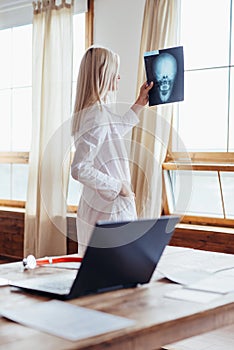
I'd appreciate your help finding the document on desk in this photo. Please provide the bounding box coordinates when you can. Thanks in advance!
[0,300,135,341]
[186,274,234,294]
[158,248,234,274]
[159,267,211,285]
[0,278,8,286]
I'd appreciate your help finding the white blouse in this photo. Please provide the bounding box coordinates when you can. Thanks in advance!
[71,103,139,254]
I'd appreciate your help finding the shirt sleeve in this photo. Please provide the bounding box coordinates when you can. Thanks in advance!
[71,122,122,201]
[108,108,139,136]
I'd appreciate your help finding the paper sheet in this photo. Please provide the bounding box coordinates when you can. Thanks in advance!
[165,288,221,304]
[0,278,8,286]
[186,275,234,294]
[158,248,234,274]
[159,267,211,285]
[216,267,234,277]
[0,300,135,341]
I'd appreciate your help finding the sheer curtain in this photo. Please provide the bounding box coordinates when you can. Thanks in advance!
[131,0,181,218]
[24,0,74,258]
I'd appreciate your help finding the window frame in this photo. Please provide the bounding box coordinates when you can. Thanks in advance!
[163,152,234,227]
[0,0,94,211]
[163,0,234,228]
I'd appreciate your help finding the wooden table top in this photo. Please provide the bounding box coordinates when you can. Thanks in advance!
[1,246,234,350]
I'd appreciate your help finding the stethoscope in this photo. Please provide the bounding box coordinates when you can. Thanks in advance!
[22,255,83,270]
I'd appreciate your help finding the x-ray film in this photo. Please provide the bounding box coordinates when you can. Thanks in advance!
[144,46,184,106]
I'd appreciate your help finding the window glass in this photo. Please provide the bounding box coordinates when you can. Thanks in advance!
[0,28,11,89]
[12,25,32,88]
[0,164,29,201]
[171,171,223,217]
[0,89,11,151]
[0,12,86,203]
[181,0,230,70]
[67,13,86,207]
[73,13,86,82]
[12,164,29,201]
[231,0,234,65]
[0,164,11,199]
[12,87,32,151]
[229,67,234,151]
[220,172,234,219]
[67,175,83,206]
[175,69,228,151]
[166,1,234,225]
[0,25,32,153]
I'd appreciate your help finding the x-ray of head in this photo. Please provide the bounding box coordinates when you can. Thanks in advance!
[153,53,177,103]
[144,46,184,106]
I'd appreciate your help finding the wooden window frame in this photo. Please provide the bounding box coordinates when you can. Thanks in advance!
[163,152,234,228]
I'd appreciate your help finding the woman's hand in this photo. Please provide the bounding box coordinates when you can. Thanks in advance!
[119,181,135,197]
[137,81,154,106]
[131,81,153,114]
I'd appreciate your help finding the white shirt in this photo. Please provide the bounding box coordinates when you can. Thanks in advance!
[71,103,139,254]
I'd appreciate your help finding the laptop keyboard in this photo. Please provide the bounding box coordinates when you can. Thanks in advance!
[12,273,77,295]
[36,277,73,292]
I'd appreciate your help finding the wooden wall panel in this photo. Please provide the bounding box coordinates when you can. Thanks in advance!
[0,211,78,260]
[170,225,234,254]
[0,211,24,259]
[0,211,234,260]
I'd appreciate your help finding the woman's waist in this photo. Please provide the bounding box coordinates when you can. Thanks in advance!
[95,159,131,178]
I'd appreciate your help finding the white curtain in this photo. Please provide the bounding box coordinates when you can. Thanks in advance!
[24,0,74,258]
[131,0,181,218]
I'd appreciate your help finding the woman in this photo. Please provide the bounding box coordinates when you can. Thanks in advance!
[71,45,153,255]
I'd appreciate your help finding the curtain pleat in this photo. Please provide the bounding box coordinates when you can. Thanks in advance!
[33,0,74,14]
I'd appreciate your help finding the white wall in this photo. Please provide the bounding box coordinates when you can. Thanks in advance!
[93,0,146,106]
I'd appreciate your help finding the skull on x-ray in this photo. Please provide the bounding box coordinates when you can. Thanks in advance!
[153,53,177,103]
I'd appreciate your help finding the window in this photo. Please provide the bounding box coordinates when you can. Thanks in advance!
[164,0,234,227]
[67,13,86,210]
[0,24,32,206]
[0,10,90,210]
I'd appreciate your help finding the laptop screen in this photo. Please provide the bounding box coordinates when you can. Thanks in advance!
[69,216,180,298]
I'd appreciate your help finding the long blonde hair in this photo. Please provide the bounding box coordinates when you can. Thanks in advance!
[71,46,120,135]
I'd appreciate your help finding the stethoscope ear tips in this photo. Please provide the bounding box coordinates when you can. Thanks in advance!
[22,255,37,269]
[22,258,28,267]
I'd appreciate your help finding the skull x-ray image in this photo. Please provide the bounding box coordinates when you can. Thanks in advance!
[153,53,177,103]
[144,46,184,106]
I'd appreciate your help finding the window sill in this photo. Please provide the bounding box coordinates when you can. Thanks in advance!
[0,207,77,216]
[176,223,234,235]
[0,206,25,213]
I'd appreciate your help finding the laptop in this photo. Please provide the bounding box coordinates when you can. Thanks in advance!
[10,215,180,300]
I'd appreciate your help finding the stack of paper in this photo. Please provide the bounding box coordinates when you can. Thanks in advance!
[0,300,135,341]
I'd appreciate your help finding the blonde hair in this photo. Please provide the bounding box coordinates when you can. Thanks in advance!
[71,46,120,135]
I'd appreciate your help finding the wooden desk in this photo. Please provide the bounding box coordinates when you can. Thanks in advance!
[1,246,234,350]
